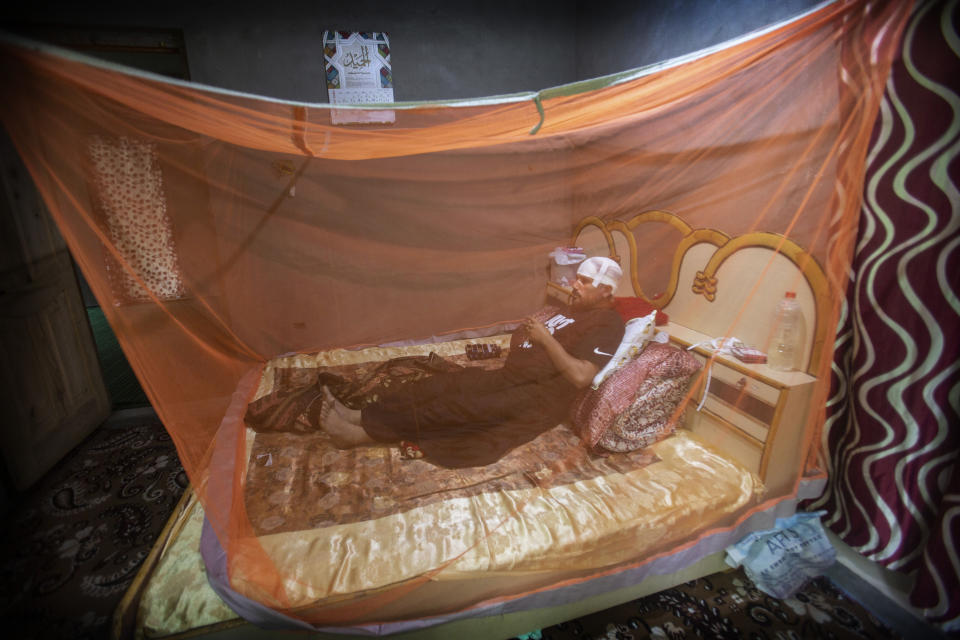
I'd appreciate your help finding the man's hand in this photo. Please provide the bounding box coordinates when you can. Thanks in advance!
[523,316,552,345]
[522,316,599,389]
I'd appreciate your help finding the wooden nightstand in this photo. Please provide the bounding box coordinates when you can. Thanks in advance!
[667,322,816,496]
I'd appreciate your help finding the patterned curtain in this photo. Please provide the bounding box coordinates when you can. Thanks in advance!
[809,0,960,630]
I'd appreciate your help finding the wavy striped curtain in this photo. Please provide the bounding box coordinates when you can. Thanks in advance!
[809,0,960,629]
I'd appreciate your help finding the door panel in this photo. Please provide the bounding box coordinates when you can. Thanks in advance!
[0,129,110,490]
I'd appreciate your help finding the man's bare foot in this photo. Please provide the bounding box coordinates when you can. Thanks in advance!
[322,386,362,423]
[318,386,335,427]
[322,410,377,448]
[316,386,376,448]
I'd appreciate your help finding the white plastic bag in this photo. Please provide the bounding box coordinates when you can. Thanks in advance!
[548,247,586,287]
[549,246,587,266]
[725,511,836,599]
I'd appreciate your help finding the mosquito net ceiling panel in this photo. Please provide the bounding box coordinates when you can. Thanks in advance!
[0,0,911,629]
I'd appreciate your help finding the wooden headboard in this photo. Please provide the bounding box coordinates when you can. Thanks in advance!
[566,211,830,495]
[571,211,830,377]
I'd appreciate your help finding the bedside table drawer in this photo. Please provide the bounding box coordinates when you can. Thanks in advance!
[691,360,781,444]
[707,372,776,428]
[702,397,770,442]
[709,362,781,405]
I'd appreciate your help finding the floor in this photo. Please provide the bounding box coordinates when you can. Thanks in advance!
[824,557,953,640]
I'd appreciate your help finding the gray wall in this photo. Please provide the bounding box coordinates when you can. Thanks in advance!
[183,1,579,102]
[4,0,822,102]
[2,1,577,102]
[574,0,823,80]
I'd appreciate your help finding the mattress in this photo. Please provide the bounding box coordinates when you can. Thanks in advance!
[136,437,761,636]
[133,335,764,636]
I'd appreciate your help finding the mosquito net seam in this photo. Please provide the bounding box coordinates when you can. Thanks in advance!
[0,0,834,114]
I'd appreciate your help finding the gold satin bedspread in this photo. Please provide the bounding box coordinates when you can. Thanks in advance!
[137,433,761,636]
[136,338,764,636]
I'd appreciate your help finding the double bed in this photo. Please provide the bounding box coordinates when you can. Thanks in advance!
[114,211,830,639]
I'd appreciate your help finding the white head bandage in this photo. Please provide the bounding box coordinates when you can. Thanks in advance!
[577,256,622,290]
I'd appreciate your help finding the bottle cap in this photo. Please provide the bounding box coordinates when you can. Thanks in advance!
[785,291,797,298]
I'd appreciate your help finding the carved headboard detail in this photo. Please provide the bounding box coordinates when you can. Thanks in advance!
[571,211,831,376]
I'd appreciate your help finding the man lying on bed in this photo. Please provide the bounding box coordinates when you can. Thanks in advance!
[317,257,625,465]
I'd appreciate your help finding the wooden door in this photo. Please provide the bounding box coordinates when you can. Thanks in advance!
[0,129,110,490]
[0,26,189,493]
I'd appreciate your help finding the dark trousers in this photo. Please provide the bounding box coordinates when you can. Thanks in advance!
[360,367,570,467]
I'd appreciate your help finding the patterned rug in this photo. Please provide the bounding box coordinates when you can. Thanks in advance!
[0,420,186,640]
[520,569,902,640]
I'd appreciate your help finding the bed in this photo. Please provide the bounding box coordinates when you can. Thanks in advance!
[114,211,830,640]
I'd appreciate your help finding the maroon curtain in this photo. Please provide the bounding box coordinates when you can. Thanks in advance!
[809,0,960,630]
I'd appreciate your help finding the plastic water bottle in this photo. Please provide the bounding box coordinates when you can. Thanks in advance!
[767,291,805,371]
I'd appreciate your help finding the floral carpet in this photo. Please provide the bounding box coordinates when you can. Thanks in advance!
[0,420,186,639]
[520,569,901,640]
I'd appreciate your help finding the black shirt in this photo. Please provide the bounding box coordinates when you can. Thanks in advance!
[505,306,625,384]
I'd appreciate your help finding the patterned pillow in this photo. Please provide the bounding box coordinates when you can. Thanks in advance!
[571,343,702,453]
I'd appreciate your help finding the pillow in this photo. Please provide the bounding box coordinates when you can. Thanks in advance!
[571,343,702,453]
[597,376,692,453]
[614,297,669,326]
[591,311,659,389]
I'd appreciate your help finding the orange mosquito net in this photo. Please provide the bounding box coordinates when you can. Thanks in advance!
[0,0,910,629]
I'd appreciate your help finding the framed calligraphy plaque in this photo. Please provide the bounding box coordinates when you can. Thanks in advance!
[323,31,395,124]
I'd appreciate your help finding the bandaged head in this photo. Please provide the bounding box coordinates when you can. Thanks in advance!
[577,256,623,291]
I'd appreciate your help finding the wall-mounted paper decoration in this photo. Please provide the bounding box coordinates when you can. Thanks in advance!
[87,135,186,304]
[323,31,395,125]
